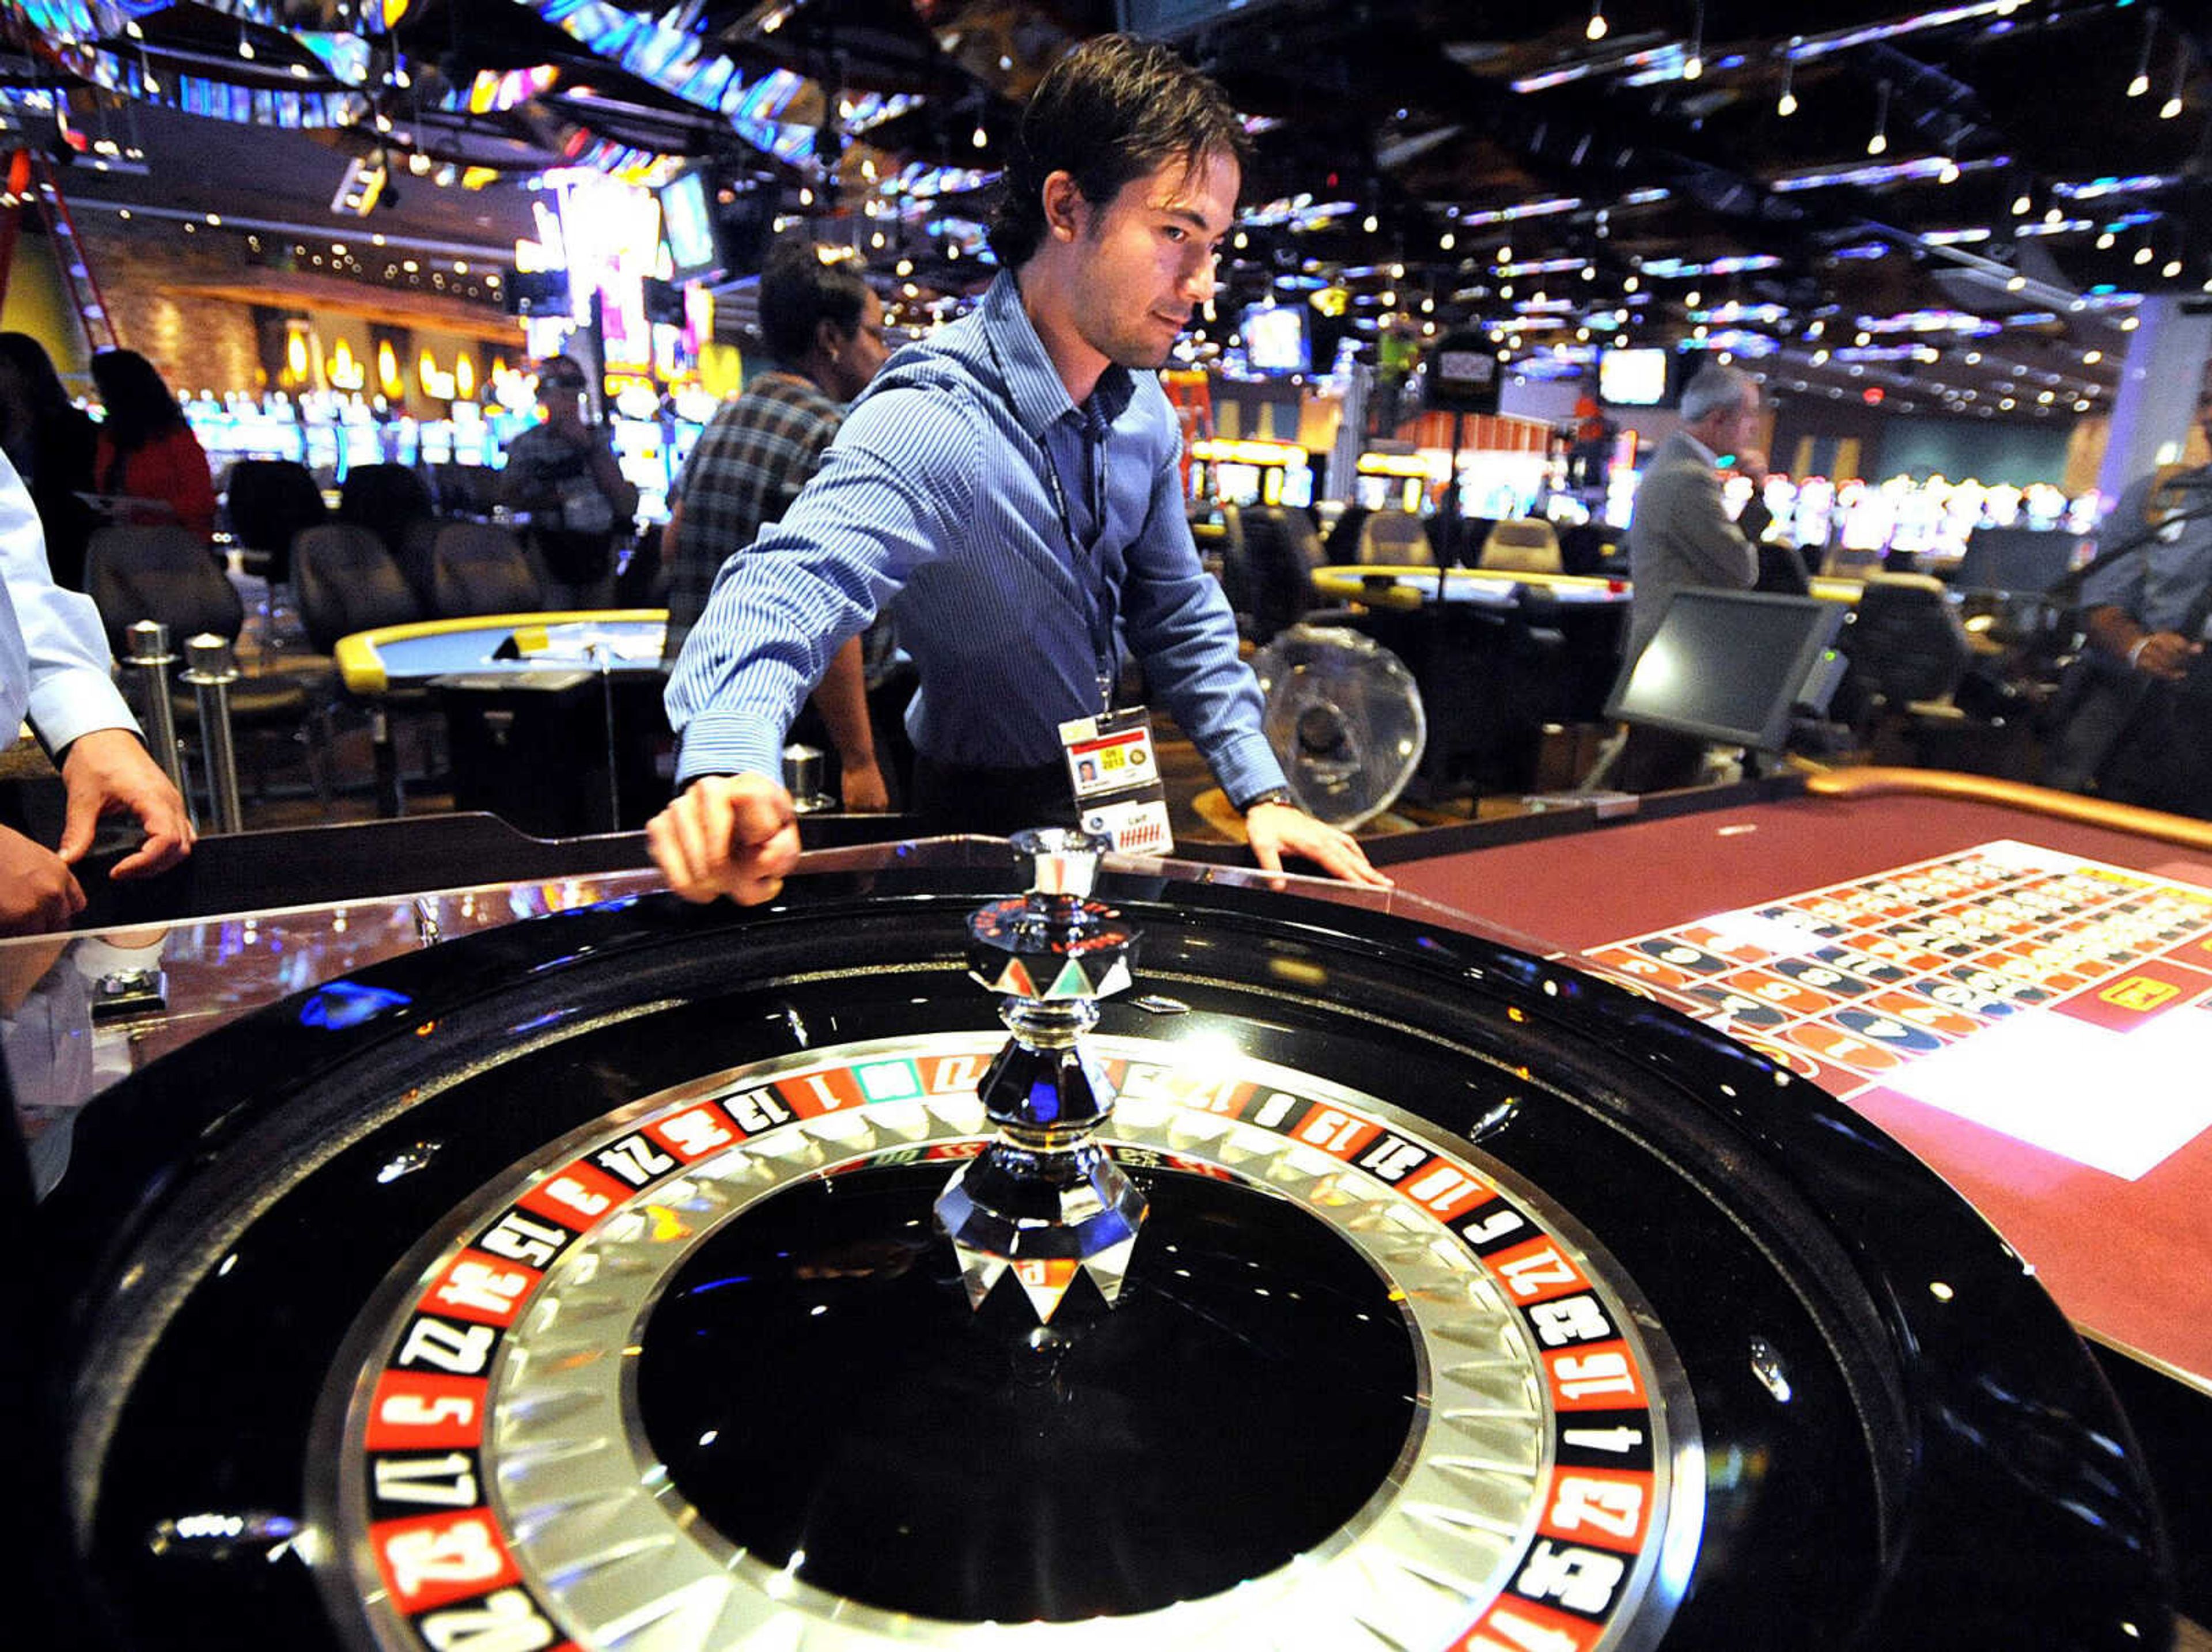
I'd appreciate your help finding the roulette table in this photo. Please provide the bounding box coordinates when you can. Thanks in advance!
[1387,767,2212,1390]
[1309,564,1633,613]
[16,829,2172,1650]
[331,611,668,696]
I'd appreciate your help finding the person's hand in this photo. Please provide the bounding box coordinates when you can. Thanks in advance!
[837,757,891,814]
[0,824,84,935]
[646,773,801,905]
[1243,801,1392,889]
[1733,447,1770,487]
[2132,630,2200,682]
[58,728,195,881]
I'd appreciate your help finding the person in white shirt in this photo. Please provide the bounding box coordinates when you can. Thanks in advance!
[0,448,192,933]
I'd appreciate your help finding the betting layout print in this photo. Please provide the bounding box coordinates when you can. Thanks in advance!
[1582,839,2212,1180]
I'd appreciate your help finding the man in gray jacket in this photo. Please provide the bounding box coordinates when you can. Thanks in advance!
[1616,363,1773,789]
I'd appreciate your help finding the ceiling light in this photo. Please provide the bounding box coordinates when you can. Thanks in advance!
[1683,0,1705,81]
[2122,315,2139,331]
[2162,55,2186,119]
[1685,289,1701,308]
[1362,215,1378,233]
[2012,191,2032,216]
[2164,259,2183,278]
[2128,10,2154,98]
[1586,0,1608,42]
[1938,157,1960,184]
[1866,81,1889,155]
[2135,245,2154,265]
[1440,230,1455,250]
[2097,230,2116,249]
[2006,275,2025,291]
[2084,349,2101,364]
[1777,43,1798,116]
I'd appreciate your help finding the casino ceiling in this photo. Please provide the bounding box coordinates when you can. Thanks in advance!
[6,0,2210,422]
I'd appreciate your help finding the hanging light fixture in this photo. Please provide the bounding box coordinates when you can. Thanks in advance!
[1586,0,1608,43]
[1866,81,1890,155]
[1683,0,1705,80]
[2160,52,2186,119]
[1777,41,1799,116]
[2128,9,2155,98]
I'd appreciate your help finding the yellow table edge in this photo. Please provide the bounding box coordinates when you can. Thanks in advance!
[1310,564,1628,612]
[335,609,668,695]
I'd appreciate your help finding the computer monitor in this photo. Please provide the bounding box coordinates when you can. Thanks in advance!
[1597,347,1671,407]
[1240,302,1309,375]
[660,168,721,278]
[1606,590,1847,753]
[1954,526,2082,594]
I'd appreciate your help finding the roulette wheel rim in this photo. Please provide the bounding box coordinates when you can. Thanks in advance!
[33,846,2172,1650]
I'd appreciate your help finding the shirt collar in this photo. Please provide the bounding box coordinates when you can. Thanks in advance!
[1679,429,1721,468]
[983,271,1137,439]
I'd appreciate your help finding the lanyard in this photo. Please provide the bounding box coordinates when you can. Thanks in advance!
[1038,401,1119,713]
[984,325,1120,712]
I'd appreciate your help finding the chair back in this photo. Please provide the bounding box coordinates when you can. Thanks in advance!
[1479,518,1565,575]
[431,521,543,618]
[1238,506,1323,644]
[293,523,423,655]
[337,463,436,556]
[222,459,327,582]
[84,524,244,658]
[1840,573,1972,706]
[1355,510,1435,567]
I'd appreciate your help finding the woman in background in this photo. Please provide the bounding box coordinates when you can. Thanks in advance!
[0,333,97,588]
[89,348,217,546]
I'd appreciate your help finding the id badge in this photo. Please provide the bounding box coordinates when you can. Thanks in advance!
[1058,706,1174,857]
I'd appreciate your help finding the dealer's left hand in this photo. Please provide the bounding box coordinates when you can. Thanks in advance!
[1243,801,1392,889]
[58,728,195,880]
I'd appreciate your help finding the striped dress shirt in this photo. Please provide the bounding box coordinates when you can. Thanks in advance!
[666,271,1286,806]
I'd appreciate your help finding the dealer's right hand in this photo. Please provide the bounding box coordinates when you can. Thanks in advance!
[647,773,800,905]
[0,824,85,935]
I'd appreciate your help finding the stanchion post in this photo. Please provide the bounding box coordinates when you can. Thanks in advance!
[179,633,244,835]
[122,621,189,814]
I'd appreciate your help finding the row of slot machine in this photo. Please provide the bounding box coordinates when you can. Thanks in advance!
[180,392,712,525]
[1724,471,2101,565]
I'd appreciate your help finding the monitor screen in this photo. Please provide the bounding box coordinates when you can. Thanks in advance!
[1598,347,1671,407]
[1240,303,1309,374]
[1954,525,2083,594]
[660,170,720,277]
[1606,590,1846,752]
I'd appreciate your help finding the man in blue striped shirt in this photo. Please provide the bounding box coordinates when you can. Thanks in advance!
[652,33,1386,901]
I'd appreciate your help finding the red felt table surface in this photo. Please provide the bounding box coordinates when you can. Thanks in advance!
[1392,779,2212,1387]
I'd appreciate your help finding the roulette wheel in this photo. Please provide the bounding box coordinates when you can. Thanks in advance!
[30,835,2169,1650]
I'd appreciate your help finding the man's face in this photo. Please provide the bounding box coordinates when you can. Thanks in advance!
[1710,393,1761,459]
[828,291,890,402]
[1062,149,1237,371]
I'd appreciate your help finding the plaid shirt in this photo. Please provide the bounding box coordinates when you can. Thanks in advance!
[662,372,844,664]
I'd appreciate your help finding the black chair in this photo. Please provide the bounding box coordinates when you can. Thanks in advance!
[393,515,444,613]
[221,459,327,589]
[293,523,423,654]
[1238,505,1343,645]
[293,523,437,814]
[1836,572,2024,772]
[431,521,543,618]
[84,524,327,806]
[337,463,436,558]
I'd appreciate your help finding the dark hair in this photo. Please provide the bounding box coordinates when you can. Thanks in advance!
[536,354,589,391]
[757,238,872,366]
[0,332,76,423]
[986,33,1250,270]
[89,348,185,454]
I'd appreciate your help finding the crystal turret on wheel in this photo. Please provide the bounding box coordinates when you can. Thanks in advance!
[934,828,1146,1323]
